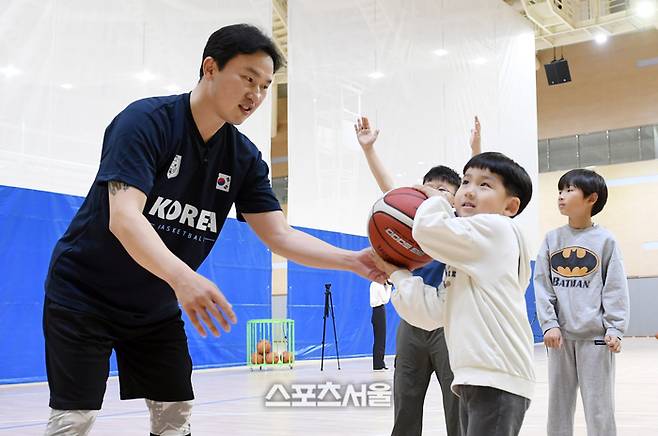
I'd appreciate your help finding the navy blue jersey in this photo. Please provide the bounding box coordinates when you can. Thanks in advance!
[45,93,281,324]
[413,260,445,287]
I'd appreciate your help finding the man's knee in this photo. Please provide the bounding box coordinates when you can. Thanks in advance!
[45,409,98,436]
[146,399,193,436]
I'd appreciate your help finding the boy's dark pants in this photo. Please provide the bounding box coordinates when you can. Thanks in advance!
[392,320,461,436]
[458,385,530,436]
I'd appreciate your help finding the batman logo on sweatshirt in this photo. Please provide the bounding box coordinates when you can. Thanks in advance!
[550,246,599,278]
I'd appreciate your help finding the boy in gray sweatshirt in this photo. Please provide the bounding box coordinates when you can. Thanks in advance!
[534,168,630,436]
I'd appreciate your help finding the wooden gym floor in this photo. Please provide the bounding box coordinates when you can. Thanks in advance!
[1,337,657,435]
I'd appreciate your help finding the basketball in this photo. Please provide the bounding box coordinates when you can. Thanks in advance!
[250,352,264,364]
[282,351,294,363]
[368,187,432,270]
[265,352,279,364]
[256,339,271,354]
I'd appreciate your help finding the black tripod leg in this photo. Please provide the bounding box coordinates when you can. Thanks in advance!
[329,292,341,370]
[320,291,328,371]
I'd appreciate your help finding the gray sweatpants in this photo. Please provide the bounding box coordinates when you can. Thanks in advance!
[392,320,461,436]
[547,338,616,436]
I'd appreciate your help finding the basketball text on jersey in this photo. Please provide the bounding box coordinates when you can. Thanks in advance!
[148,196,217,233]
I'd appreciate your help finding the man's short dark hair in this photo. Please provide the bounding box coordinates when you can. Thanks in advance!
[422,165,461,192]
[558,168,608,216]
[463,152,533,217]
[200,24,282,79]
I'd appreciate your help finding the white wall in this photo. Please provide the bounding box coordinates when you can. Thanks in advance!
[287,0,540,253]
[0,0,273,197]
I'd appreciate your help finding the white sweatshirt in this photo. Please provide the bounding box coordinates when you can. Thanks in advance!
[390,196,536,400]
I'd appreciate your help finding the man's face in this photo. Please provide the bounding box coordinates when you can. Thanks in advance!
[204,51,274,125]
[454,167,518,217]
[423,180,458,206]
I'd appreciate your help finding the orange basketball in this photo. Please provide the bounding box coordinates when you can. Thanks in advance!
[368,187,432,270]
[265,352,279,364]
[251,352,264,364]
[281,351,294,363]
[256,339,271,354]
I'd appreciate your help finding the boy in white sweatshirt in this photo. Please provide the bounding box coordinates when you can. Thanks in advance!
[534,168,629,436]
[372,152,536,436]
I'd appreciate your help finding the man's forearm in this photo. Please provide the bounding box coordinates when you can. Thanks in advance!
[268,227,354,272]
[109,210,192,287]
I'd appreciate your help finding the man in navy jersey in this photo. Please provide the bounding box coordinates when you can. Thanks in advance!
[43,24,385,436]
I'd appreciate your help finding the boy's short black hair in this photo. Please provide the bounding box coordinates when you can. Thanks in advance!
[422,165,461,192]
[463,152,533,217]
[557,168,608,216]
[200,24,282,79]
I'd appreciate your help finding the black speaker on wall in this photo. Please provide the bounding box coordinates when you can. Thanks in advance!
[544,58,571,85]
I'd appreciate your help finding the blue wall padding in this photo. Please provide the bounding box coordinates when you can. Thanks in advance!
[0,185,271,384]
[0,184,542,384]
[526,261,543,342]
[0,186,84,384]
[286,226,383,361]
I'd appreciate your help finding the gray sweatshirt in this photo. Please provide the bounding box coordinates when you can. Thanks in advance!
[534,224,630,340]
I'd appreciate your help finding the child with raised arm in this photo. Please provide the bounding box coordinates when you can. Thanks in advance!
[372,152,536,436]
[355,115,480,436]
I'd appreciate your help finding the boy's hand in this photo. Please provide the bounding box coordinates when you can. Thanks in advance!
[469,115,481,156]
[354,116,380,151]
[413,185,454,204]
[605,335,622,353]
[370,250,405,278]
[544,327,563,348]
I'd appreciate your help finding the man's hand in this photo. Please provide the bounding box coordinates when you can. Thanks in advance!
[370,250,405,278]
[171,270,237,337]
[469,115,481,156]
[413,184,454,204]
[544,327,563,348]
[350,248,388,283]
[605,335,622,353]
[354,116,380,151]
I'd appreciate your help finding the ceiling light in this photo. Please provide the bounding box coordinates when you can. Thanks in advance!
[60,83,73,90]
[0,65,22,78]
[594,33,608,44]
[368,71,385,79]
[433,49,449,57]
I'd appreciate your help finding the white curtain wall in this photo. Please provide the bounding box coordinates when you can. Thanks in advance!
[287,0,540,252]
[0,0,273,198]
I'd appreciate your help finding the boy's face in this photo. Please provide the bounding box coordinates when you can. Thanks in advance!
[454,167,520,217]
[558,185,596,217]
[424,179,458,206]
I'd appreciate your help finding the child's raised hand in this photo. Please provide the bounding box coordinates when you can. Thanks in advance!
[469,115,481,156]
[605,335,622,353]
[544,327,563,348]
[354,116,380,150]
[370,249,405,278]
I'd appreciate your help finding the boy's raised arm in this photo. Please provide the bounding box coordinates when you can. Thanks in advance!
[355,116,395,193]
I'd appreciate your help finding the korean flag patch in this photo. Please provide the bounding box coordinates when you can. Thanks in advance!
[216,173,231,192]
